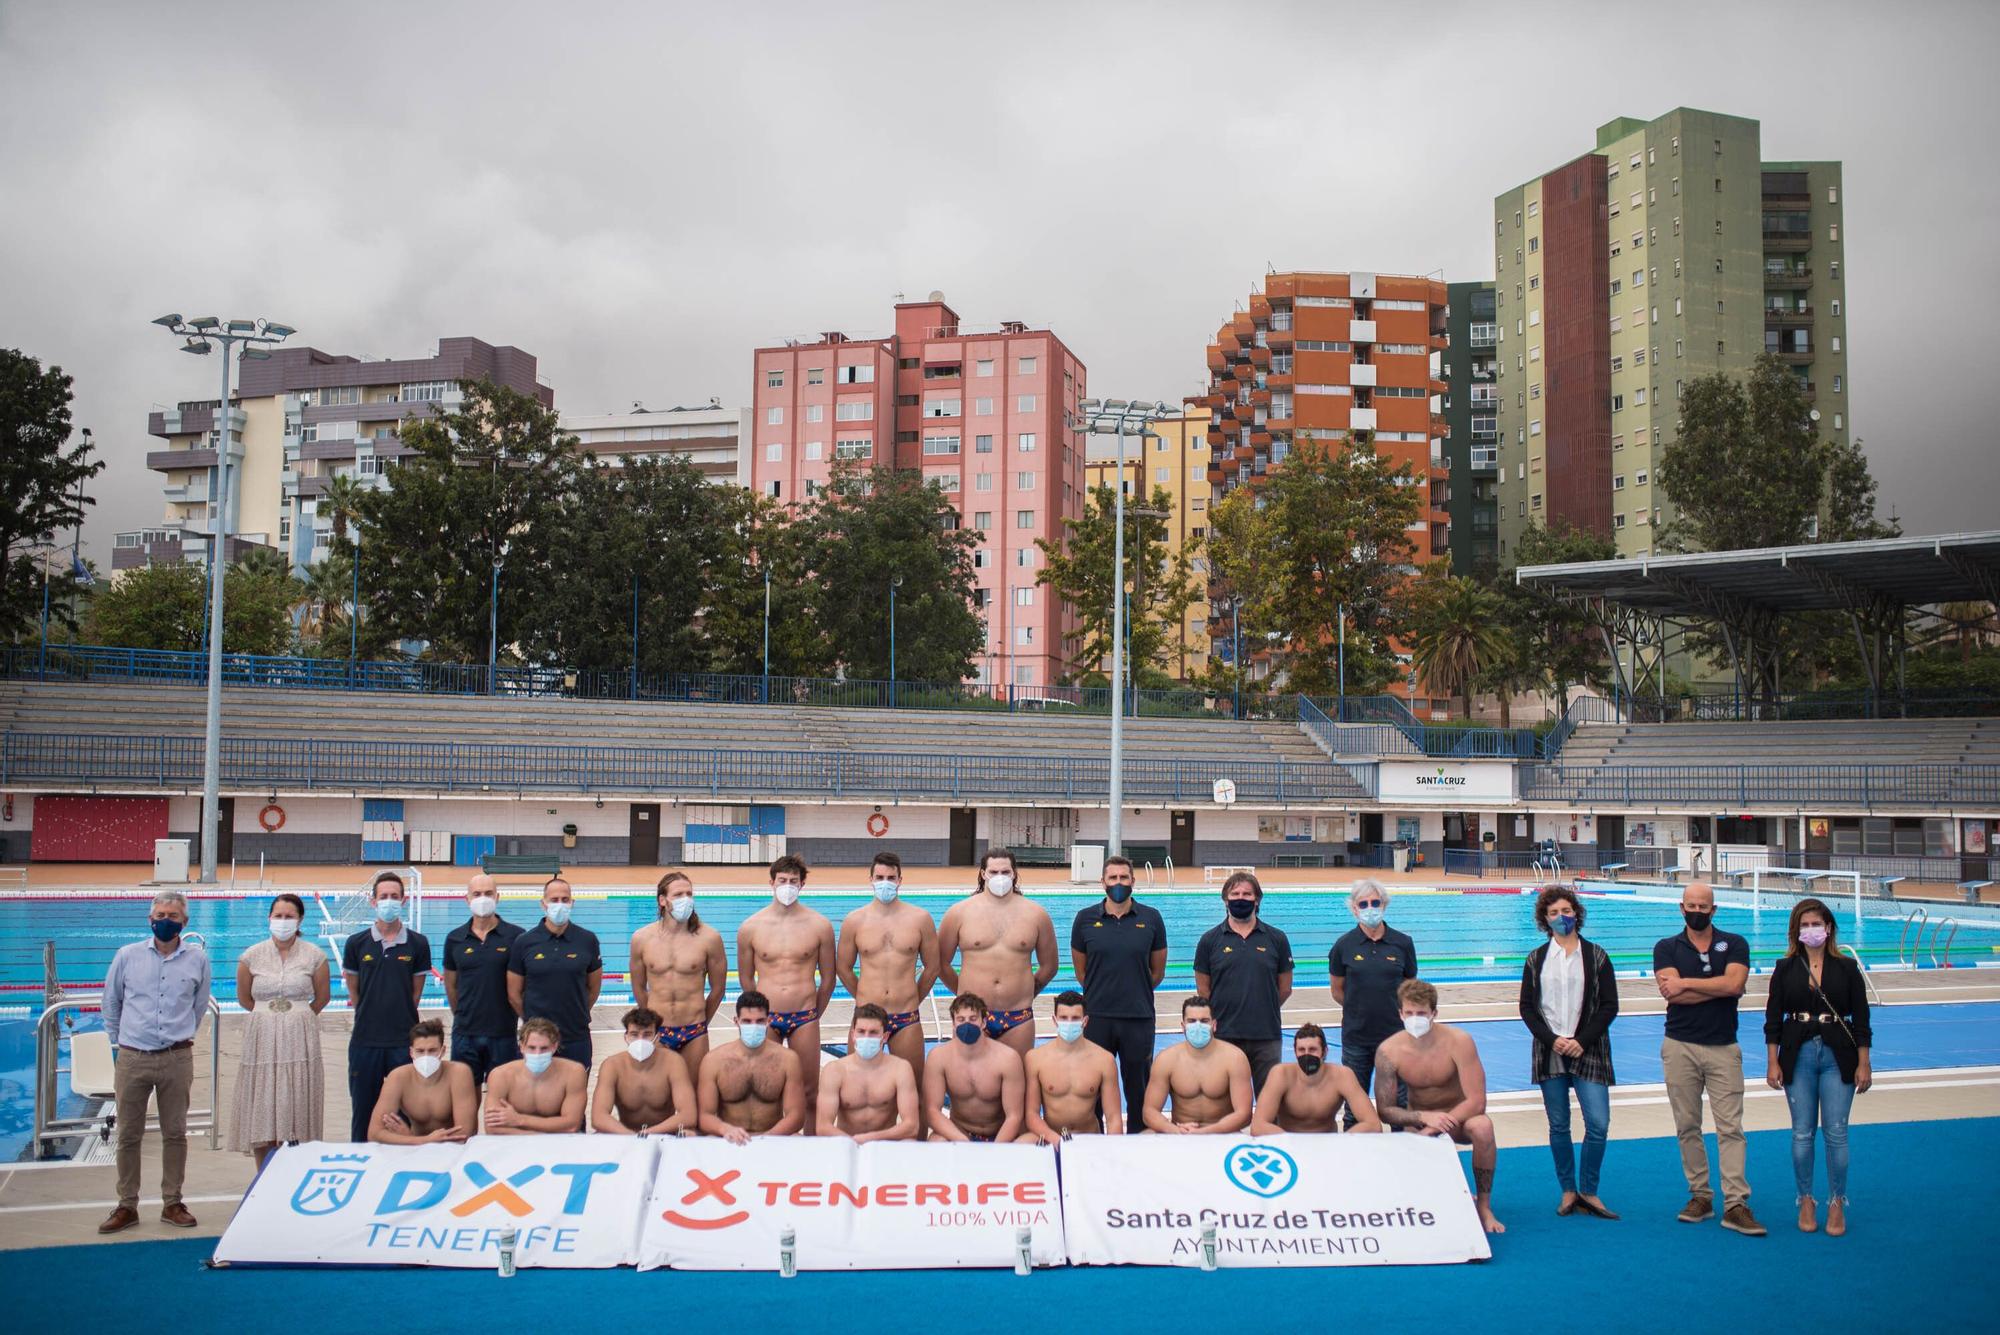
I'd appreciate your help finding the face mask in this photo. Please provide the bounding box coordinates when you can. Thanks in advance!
[627,1039,657,1064]
[739,1022,768,1050]
[774,883,801,907]
[1551,914,1577,937]
[269,919,299,942]
[872,879,899,904]
[1798,925,1829,949]
[412,1054,442,1080]
[1297,1055,1324,1077]
[854,1035,884,1060]
[668,896,696,923]
[544,902,573,926]
[1185,1022,1213,1049]
[1226,898,1256,921]
[523,1051,554,1076]
[986,873,1014,897]
[1683,910,1713,933]
[468,896,498,918]
[375,899,404,924]
[1105,882,1132,904]
[1402,1014,1433,1039]
[955,1021,982,1045]
[1356,906,1385,929]
[1055,1020,1084,1043]
[151,917,184,942]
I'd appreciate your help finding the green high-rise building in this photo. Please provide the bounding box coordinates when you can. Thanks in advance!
[1442,281,1499,575]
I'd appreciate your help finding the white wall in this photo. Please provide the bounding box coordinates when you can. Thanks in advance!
[784,804,948,839]
[403,798,636,838]
[233,797,361,834]
[4,793,32,830]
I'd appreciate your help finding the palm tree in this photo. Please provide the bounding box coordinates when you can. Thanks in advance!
[320,473,366,541]
[1408,574,1512,718]
[232,545,291,581]
[298,553,353,640]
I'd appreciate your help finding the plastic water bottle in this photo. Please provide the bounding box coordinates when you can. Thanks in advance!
[1014,1226,1032,1275]
[497,1227,517,1278]
[1200,1224,1218,1271]
[779,1225,797,1278]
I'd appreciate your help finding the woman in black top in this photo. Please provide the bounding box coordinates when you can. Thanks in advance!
[1763,897,1871,1237]
[1518,886,1620,1219]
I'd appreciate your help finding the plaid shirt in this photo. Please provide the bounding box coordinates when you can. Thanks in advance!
[1524,939,1617,1086]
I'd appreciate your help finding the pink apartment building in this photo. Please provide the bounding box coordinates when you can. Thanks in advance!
[751,294,1086,689]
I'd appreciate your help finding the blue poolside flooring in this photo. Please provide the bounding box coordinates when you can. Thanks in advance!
[8,1118,1996,1334]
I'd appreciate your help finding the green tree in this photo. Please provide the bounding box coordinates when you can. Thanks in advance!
[1823,436,1899,542]
[84,562,293,654]
[353,379,582,661]
[795,464,984,683]
[1486,521,1617,716]
[319,472,367,541]
[1402,561,1512,717]
[1035,483,1199,682]
[1,349,102,642]
[1205,433,1419,696]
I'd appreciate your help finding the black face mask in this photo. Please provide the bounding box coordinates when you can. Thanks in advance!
[1226,898,1257,920]
[1297,1055,1324,1077]
[1684,910,1713,933]
[1106,883,1132,904]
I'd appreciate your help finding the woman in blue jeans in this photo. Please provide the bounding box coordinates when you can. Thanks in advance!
[1518,886,1620,1219]
[1763,897,1872,1236]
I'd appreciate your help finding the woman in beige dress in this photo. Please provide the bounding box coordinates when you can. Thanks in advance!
[230,893,331,1166]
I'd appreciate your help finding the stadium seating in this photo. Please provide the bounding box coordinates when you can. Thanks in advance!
[1554,718,2000,768]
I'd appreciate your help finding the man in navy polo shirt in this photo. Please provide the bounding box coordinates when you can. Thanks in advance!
[507,877,603,1069]
[1653,881,1765,1236]
[1329,879,1418,1125]
[1070,854,1168,1133]
[341,871,432,1142]
[1192,871,1293,1095]
[442,873,523,1082]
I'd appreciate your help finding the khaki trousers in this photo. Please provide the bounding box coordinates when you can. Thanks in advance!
[1661,1037,1750,1207]
[114,1045,194,1210]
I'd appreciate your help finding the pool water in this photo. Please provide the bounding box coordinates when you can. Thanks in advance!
[4,883,1991,1006]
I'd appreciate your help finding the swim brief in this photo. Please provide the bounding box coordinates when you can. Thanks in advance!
[883,1010,920,1038]
[984,1006,1033,1038]
[769,1006,820,1039]
[657,1020,708,1051]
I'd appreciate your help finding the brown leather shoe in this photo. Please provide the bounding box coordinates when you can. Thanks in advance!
[160,1202,198,1229]
[98,1205,140,1234]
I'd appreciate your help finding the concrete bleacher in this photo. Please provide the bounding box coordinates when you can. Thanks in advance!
[1554,717,2000,768]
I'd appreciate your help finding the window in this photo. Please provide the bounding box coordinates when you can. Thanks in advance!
[1531,493,1542,510]
[1016,509,1035,528]
[1530,419,1542,436]
[807,367,825,385]
[973,510,992,530]
[975,434,994,453]
[1612,434,1625,452]
[1015,625,1034,646]
[925,398,961,418]
[974,397,993,415]
[835,400,873,421]
[766,369,784,388]
[1830,261,1840,280]
[973,359,994,378]
[764,442,783,461]
[1191,498,1207,511]
[1017,357,1036,374]
[834,438,873,460]
[1613,513,1627,530]
[1527,202,1538,218]
[1016,471,1036,488]
[923,434,960,455]
[1014,587,1034,606]
[1612,394,1625,413]
[805,441,823,460]
[1833,374,1843,393]
[1829,224,1839,242]
[1635,469,1649,485]
[1015,548,1035,568]
[927,472,960,493]
[1610,279,1622,296]
[1015,394,1037,412]
[765,406,783,425]
[838,364,875,384]
[1674,298,1683,316]
[1528,237,1539,254]
[765,481,782,500]
[1714,177,1723,192]
[1833,413,1843,430]
[1016,433,1037,452]
[1633,270,1644,288]
[1611,355,1624,373]
[805,404,824,423]
[400,381,450,403]
[1529,275,1540,291]
[1831,299,1841,318]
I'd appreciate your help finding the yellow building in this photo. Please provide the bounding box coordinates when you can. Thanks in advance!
[1082,406,1213,681]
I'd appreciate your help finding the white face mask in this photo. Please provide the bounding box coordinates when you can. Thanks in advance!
[626,1038,657,1064]
[872,879,899,903]
[985,873,1015,897]
[774,883,801,907]
[1402,1014,1434,1039]
[668,896,696,923]
[468,895,498,918]
[412,1054,443,1080]
[269,918,299,942]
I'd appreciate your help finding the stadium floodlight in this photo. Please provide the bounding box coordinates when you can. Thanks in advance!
[1065,397,1178,858]
[148,312,296,883]
[261,321,296,338]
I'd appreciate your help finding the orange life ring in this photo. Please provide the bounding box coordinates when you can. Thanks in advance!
[259,803,287,833]
[866,811,889,838]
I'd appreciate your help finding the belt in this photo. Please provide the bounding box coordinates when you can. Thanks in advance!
[1788,1013,1848,1024]
[119,1040,194,1053]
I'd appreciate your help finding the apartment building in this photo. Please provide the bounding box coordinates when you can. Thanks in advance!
[750,294,1087,689]
[562,402,751,484]
[1441,282,1500,575]
[1082,406,1214,680]
[1493,108,1850,560]
[118,337,550,573]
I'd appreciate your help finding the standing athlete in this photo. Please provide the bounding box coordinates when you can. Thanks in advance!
[629,871,727,1079]
[835,850,941,1088]
[938,848,1058,1056]
[737,855,837,1127]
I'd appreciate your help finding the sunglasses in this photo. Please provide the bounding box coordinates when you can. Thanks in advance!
[1355,899,1385,909]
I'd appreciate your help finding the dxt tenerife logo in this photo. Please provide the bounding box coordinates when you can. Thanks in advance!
[292,1154,370,1215]
[1223,1143,1299,1199]
[285,1154,621,1220]
[663,1168,750,1231]
[1414,766,1467,788]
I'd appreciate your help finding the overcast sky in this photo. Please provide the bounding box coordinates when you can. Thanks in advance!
[3,0,1994,564]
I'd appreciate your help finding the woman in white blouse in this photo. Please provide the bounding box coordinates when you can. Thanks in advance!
[1518,886,1620,1219]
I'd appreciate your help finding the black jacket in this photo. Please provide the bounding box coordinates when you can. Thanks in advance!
[1519,937,1619,1083]
[1763,950,1872,1084]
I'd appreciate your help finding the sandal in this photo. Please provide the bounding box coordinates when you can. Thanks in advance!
[1576,1196,1621,1220]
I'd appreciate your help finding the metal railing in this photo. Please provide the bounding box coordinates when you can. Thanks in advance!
[1298,694,1544,760]
[1620,687,2000,723]
[34,992,223,1157]
[1521,762,2000,807]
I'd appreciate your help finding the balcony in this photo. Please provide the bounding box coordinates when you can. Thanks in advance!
[1467,396,1500,415]
[1761,192,1812,210]
[1349,407,1378,431]
[160,479,211,505]
[1206,346,1227,371]
[1470,446,1498,471]
[1348,320,1377,343]
[1764,305,1815,325]
[147,447,220,472]
[1763,266,1812,288]
[1773,349,1814,365]
[1467,323,1498,348]
[1248,346,1271,368]
[111,531,185,570]
[1762,231,1812,252]
[1265,328,1293,350]
[1349,363,1377,388]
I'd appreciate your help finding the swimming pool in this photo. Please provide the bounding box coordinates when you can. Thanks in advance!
[4,881,1993,1007]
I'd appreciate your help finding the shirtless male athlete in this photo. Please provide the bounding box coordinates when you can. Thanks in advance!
[1142,996,1254,1135]
[1251,1022,1381,1135]
[737,855,837,1125]
[590,1006,697,1136]
[938,848,1058,1056]
[369,1020,477,1144]
[697,990,806,1143]
[1372,979,1506,1234]
[816,1004,920,1142]
[628,872,727,1078]
[1019,990,1121,1143]
[835,850,941,1086]
[923,993,1026,1143]
[483,1017,587,1134]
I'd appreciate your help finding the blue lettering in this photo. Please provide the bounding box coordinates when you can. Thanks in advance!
[375,1170,452,1215]
[550,1163,620,1214]
[481,1228,504,1253]
[416,1227,451,1250]
[388,1226,416,1248]
[450,1229,478,1252]
[365,1223,393,1246]
[553,1227,578,1253]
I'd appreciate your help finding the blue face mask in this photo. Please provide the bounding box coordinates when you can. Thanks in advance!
[1356,905,1385,929]
[1106,882,1133,904]
[375,899,404,924]
[150,917,184,942]
[1551,913,1578,937]
[523,1051,554,1075]
[739,1022,768,1050]
[854,1035,884,1060]
[544,901,573,926]
[1055,1020,1084,1043]
[1185,1022,1213,1049]
[872,879,899,904]
[955,1021,982,1045]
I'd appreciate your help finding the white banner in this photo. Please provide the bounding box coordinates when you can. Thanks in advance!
[1060,1134,1492,1267]
[637,1137,1065,1271]
[1378,760,1516,805]
[214,1136,658,1268]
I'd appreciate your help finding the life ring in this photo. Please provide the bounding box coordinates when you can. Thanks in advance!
[866,811,890,838]
[259,803,287,833]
